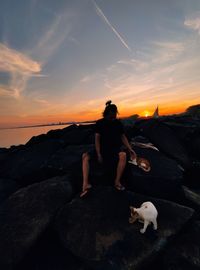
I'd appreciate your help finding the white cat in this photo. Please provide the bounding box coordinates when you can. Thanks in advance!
[129,201,158,233]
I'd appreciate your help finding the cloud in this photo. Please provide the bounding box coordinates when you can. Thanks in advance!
[34,98,50,106]
[34,11,73,62]
[153,41,184,52]
[0,43,43,98]
[152,41,185,63]
[117,58,149,71]
[80,75,92,83]
[0,11,73,99]
[0,43,41,74]
[98,36,200,112]
[0,85,15,97]
[92,0,131,52]
[184,12,200,34]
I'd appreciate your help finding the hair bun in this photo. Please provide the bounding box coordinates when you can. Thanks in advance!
[106,100,112,106]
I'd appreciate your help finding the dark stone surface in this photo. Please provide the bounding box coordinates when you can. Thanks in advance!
[0,178,19,204]
[135,119,191,169]
[0,139,63,184]
[0,177,73,268]
[163,221,200,270]
[162,121,200,160]
[183,161,200,189]
[55,186,194,270]
[182,186,200,213]
[126,146,183,200]
[0,116,199,270]
[26,124,94,147]
[15,226,85,270]
[59,126,94,145]
[187,129,200,159]
[0,125,95,187]
[25,124,77,146]
[44,144,97,191]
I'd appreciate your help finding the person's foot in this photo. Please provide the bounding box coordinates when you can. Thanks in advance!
[115,184,125,191]
[80,184,92,198]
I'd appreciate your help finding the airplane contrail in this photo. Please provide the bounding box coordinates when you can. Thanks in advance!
[92,0,132,52]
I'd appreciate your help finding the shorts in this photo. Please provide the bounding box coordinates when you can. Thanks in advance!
[84,148,125,186]
[86,149,120,166]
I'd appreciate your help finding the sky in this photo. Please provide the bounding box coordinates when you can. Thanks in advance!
[0,0,200,128]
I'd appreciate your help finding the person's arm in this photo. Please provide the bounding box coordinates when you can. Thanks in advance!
[121,134,137,159]
[95,133,103,163]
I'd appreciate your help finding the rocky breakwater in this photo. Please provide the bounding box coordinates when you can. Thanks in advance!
[0,177,73,269]
[55,187,194,270]
[0,115,199,269]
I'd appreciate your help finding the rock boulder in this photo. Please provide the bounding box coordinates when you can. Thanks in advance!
[0,176,73,268]
[55,186,194,270]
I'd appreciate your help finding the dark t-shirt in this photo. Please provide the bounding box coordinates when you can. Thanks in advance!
[94,118,124,158]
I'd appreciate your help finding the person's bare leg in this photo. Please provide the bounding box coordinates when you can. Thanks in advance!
[82,152,91,192]
[114,151,127,187]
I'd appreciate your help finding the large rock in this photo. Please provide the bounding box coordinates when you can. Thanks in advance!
[0,176,73,268]
[163,221,200,270]
[59,125,94,145]
[0,178,19,204]
[45,144,107,192]
[0,125,95,186]
[182,185,200,210]
[55,186,194,270]
[183,161,200,188]
[26,124,94,147]
[162,120,200,160]
[45,144,94,173]
[15,227,85,270]
[135,119,190,169]
[0,139,63,185]
[126,146,183,200]
[186,128,200,160]
[25,124,77,146]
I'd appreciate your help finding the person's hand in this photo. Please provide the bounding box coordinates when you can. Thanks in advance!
[129,149,137,160]
[97,154,103,164]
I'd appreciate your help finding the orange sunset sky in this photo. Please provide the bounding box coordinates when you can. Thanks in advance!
[0,0,200,128]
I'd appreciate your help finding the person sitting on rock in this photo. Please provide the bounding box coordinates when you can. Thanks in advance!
[80,100,136,197]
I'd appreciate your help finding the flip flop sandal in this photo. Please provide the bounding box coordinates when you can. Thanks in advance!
[80,185,92,198]
[115,184,125,191]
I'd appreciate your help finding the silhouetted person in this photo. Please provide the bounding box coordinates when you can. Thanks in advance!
[80,100,136,197]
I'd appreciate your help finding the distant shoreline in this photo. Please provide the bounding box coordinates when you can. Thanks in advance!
[0,121,95,130]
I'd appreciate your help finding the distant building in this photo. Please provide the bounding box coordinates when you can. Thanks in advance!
[152,106,159,118]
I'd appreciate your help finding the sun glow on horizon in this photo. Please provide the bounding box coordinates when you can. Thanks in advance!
[140,110,151,118]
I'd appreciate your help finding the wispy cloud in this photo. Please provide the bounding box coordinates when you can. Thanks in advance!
[117,58,149,71]
[0,43,42,98]
[0,10,72,99]
[0,43,41,74]
[80,75,92,83]
[92,0,131,52]
[34,98,50,106]
[0,85,15,97]
[184,12,200,34]
[34,11,74,62]
[152,41,184,63]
